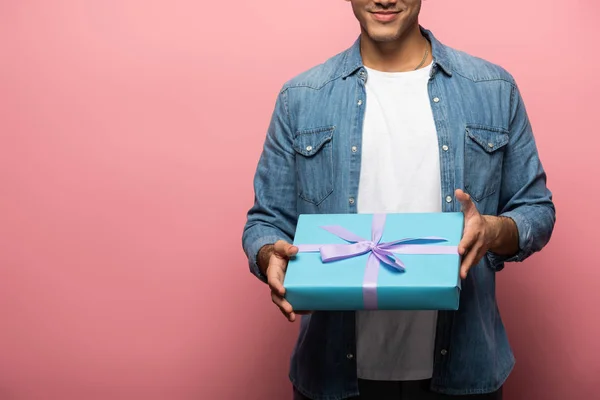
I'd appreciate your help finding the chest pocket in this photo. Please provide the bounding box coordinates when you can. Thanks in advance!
[464,125,509,202]
[292,126,335,205]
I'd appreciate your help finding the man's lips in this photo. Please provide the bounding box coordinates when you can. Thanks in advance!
[371,11,401,22]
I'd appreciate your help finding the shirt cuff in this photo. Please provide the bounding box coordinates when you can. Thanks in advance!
[486,210,533,270]
[245,234,285,284]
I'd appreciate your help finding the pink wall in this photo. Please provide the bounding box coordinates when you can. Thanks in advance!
[0,1,598,399]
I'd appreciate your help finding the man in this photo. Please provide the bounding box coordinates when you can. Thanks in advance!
[242,1,555,399]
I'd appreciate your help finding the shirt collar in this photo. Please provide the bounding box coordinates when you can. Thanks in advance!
[341,26,453,78]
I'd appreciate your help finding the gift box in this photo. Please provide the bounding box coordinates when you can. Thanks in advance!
[283,212,464,311]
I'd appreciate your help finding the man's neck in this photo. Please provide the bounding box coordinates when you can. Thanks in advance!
[360,25,432,73]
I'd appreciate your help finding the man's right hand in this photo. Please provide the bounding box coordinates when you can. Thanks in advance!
[258,240,308,322]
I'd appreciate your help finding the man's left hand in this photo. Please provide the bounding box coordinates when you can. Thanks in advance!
[455,189,502,279]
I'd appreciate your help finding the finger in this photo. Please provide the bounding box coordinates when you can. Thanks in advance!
[267,262,286,297]
[460,249,475,279]
[274,240,299,258]
[272,291,296,322]
[460,238,478,279]
[455,189,477,217]
[271,291,292,314]
[460,244,485,279]
[279,307,295,322]
[458,230,478,256]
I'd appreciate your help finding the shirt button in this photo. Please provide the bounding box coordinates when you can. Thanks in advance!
[349,197,355,205]
[488,143,494,148]
[441,349,448,356]
[433,97,440,103]
[351,146,358,153]
[445,196,453,203]
[306,146,313,152]
[442,145,449,151]
[347,353,354,359]
[357,100,363,106]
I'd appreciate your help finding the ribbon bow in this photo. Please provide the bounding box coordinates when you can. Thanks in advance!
[296,214,457,309]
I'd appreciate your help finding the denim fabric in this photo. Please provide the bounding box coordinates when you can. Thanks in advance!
[242,27,555,400]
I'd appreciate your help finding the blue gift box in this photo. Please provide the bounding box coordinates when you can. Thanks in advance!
[283,212,464,311]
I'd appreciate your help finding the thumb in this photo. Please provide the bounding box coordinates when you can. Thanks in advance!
[274,240,298,258]
[287,244,299,257]
[455,189,476,215]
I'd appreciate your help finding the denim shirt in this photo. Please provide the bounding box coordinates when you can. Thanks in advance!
[242,28,555,399]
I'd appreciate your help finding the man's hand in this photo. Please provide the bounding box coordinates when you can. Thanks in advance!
[456,189,519,279]
[258,240,310,322]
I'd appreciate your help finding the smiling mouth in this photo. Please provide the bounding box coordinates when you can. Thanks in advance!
[370,11,401,22]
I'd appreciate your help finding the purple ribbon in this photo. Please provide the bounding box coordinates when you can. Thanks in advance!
[296,214,458,309]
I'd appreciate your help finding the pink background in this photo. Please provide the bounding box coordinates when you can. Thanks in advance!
[0,1,598,399]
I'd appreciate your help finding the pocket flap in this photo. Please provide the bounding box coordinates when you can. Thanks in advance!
[466,126,509,153]
[293,126,335,157]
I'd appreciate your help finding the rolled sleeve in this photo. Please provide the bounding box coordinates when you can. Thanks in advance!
[487,79,556,270]
[486,211,532,269]
[245,233,289,283]
[241,87,298,284]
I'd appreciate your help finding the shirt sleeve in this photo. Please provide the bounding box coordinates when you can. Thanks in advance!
[486,81,556,270]
[241,88,298,283]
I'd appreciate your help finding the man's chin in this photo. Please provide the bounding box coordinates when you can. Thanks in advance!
[365,30,402,43]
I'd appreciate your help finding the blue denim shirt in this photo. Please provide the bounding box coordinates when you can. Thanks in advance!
[242,28,555,399]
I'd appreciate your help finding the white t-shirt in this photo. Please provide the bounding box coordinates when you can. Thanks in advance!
[355,62,442,381]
